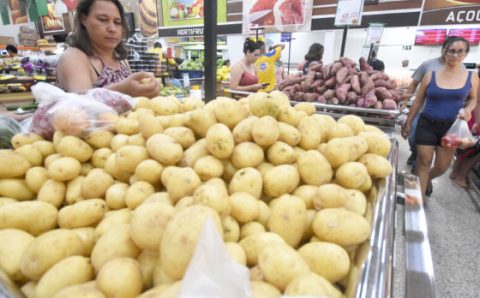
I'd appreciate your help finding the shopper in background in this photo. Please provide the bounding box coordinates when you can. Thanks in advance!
[369,50,385,72]
[229,38,264,92]
[6,45,18,58]
[275,60,286,85]
[401,37,460,169]
[56,0,159,97]
[256,40,285,92]
[401,36,479,197]
[301,43,324,75]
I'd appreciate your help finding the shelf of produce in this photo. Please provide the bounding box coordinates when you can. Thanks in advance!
[0,92,34,105]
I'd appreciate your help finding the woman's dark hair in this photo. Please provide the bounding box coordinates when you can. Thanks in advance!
[68,0,129,59]
[442,36,470,52]
[6,44,18,54]
[243,38,259,54]
[304,43,324,62]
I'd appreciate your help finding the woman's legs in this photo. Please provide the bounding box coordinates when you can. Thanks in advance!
[449,154,462,179]
[452,154,480,187]
[428,146,456,183]
[416,145,435,196]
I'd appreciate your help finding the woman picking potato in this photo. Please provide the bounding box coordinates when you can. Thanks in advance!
[57,0,159,97]
[402,36,479,197]
[229,38,265,92]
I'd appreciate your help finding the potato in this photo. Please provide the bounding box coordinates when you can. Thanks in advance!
[266,141,295,165]
[295,102,316,115]
[44,153,62,168]
[248,92,281,117]
[64,176,84,205]
[327,122,354,141]
[229,192,259,224]
[357,174,373,192]
[146,133,183,166]
[48,157,82,181]
[128,133,146,146]
[250,265,263,281]
[205,123,235,159]
[225,242,247,265]
[335,162,369,189]
[20,229,84,280]
[130,202,175,251]
[58,199,107,229]
[193,155,224,181]
[298,116,323,150]
[251,281,281,298]
[96,258,143,298]
[298,242,350,283]
[0,229,35,282]
[35,256,94,298]
[313,208,371,246]
[72,227,95,257]
[80,162,94,176]
[358,132,391,158]
[258,242,310,291]
[139,282,180,298]
[162,127,195,150]
[358,153,393,178]
[152,262,176,286]
[240,221,265,239]
[84,130,114,149]
[263,165,299,197]
[37,179,66,207]
[0,150,30,178]
[32,140,55,157]
[187,108,217,138]
[166,167,201,203]
[222,215,240,242]
[115,145,149,173]
[144,192,172,206]
[94,209,132,240]
[0,197,16,207]
[251,116,279,147]
[278,122,301,146]
[52,281,105,298]
[213,97,247,129]
[301,209,316,242]
[104,154,131,183]
[91,224,140,272]
[56,136,93,162]
[137,250,158,289]
[138,113,164,139]
[82,169,114,199]
[267,195,306,247]
[292,185,318,209]
[314,183,348,210]
[345,189,367,215]
[277,106,305,127]
[91,148,112,169]
[11,132,43,149]
[221,159,238,183]
[239,232,285,266]
[150,96,181,115]
[0,201,57,235]
[284,272,342,298]
[228,166,263,198]
[110,134,129,152]
[193,179,230,217]
[364,124,384,134]
[179,139,208,167]
[114,118,139,135]
[297,150,333,186]
[53,131,64,146]
[24,167,48,194]
[15,144,43,166]
[181,97,204,112]
[125,181,155,209]
[160,166,179,187]
[161,205,222,280]
[323,138,351,168]
[338,114,366,135]
[256,201,271,226]
[231,142,264,168]
[232,116,257,143]
[21,281,36,298]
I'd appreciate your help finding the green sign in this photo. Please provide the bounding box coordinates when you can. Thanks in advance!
[161,0,226,27]
[0,0,10,25]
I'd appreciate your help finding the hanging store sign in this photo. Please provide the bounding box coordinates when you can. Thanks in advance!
[161,0,227,27]
[242,0,313,34]
[420,0,480,25]
[138,0,159,37]
[281,32,292,42]
[365,23,384,44]
[176,26,204,36]
[335,0,364,26]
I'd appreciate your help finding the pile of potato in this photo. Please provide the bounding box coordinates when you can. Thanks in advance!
[0,90,393,298]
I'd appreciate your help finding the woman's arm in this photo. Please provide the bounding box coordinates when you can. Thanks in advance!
[229,63,262,92]
[56,48,95,93]
[461,73,479,121]
[402,72,431,139]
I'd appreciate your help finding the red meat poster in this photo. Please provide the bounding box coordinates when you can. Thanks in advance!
[242,0,313,34]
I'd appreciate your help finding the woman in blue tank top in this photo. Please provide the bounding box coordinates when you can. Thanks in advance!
[401,36,479,198]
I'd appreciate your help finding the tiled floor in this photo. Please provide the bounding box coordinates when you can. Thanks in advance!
[392,133,480,298]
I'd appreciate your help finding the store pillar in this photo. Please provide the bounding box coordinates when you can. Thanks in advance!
[204,0,217,102]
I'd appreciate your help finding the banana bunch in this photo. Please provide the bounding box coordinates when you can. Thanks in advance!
[216,65,230,82]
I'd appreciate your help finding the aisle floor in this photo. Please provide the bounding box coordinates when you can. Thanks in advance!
[392,132,480,298]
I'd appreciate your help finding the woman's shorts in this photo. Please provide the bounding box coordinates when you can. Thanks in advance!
[415,115,454,146]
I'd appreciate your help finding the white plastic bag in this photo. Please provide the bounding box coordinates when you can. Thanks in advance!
[441,114,474,149]
[179,217,252,298]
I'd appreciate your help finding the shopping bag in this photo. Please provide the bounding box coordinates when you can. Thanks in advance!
[441,116,474,149]
[179,217,252,298]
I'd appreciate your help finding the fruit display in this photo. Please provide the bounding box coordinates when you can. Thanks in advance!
[159,85,189,97]
[179,59,203,71]
[279,56,406,110]
[0,91,394,297]
[169,0,204,19]
[216,65,231,82]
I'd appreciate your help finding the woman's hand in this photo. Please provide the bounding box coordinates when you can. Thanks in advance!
[121,72,160,98]
[472,122,479,135]
[250,84,265,92]
[458,109,472,122]
[401,122,411,139]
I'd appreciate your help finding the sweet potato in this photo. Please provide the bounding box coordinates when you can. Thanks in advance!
[364,90,378,108]
[317,86,327,94]
[328,97,339,105]
[340,57,356,68]
[304,71,316,89]
[370,72,389,81]
[336,83,351,103]
[360,72,370,85]
[374,79,396,89]
[315,72,323,80]
[294,92,305,101]
[343,75,352,84]
[279,76,304,89]
[388,79,398,89]
[309,63,323,72]
[301,81,309,92]
[323,89,335,100]
[351,74,361,94]
[322,64,332,79]
[375,87,392,100]
[336,67,349,83]
[317,95,326,103]
[359,57,369,71]
[330,62,343,75]
[304,93,318,102]
[374,101,383,110]
[293,84,301,92]
[324,77,336,88]
[346,91,358,105]
[382,99,397,110]
[361,78,375,96]
[356,97,365,107]
[312,79,324,88]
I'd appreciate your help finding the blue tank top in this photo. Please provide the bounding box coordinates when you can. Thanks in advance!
[421,71,472,121]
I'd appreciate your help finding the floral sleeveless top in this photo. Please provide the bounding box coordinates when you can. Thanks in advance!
[91,58,132,88]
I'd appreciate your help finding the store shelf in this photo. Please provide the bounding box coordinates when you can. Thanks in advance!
[0,92,34,104]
